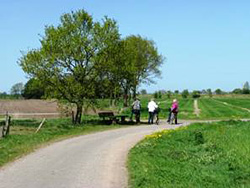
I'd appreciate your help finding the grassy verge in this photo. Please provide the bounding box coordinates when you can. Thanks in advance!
[0,118,125,167]
[128,121,250,188]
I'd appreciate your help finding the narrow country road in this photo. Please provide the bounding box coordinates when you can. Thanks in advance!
[0,122,188,188]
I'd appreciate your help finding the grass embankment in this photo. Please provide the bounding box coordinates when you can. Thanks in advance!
[0,118,124,167]
[128,121,250,188]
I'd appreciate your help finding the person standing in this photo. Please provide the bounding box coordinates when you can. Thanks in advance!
[170,99,179,124]
[131,98,141,123]
[147,98,158,124]
[154,102,161,125]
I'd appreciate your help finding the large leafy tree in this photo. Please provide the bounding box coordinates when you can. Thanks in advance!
[19,10,120,124]
[121,35,164,104]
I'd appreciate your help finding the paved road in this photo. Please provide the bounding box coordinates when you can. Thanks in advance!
[0,122,188,188]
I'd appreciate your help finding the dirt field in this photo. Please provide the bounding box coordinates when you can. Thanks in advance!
[0,99,62,118]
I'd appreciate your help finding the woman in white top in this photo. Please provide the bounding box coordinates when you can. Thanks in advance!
[147,98,158,124]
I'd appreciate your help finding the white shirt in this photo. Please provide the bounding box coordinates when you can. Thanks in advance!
[148,101,158,112]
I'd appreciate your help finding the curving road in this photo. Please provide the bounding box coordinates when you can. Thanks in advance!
[0,122,188,188]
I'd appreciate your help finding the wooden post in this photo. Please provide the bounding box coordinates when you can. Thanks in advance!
[2,112,11,138]
[35,118,46,133]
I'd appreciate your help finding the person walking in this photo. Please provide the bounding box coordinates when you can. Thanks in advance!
[169,99,179,124]
[147,98,158,124]
[131,98,141,123]
[154,102,161,125]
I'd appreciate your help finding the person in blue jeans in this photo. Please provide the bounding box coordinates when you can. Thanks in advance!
[147,99,158,124]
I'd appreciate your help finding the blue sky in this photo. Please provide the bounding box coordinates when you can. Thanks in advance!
[1,0,249,93]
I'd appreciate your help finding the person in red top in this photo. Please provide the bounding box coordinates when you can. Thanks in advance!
[170,99,179,124]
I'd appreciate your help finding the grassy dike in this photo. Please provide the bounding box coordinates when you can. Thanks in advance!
[128,121,250,188]
[0,118,124,167]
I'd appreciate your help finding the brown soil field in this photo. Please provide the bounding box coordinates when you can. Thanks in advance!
[0,99,62,118]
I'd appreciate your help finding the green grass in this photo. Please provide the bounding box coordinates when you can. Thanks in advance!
[128,121,250,188]
[198,98,250,120]
[215,98,250,110]
[0,118,125,167]
[123,96,196,120]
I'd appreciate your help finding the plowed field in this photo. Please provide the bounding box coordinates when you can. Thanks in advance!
[0,100,61,118]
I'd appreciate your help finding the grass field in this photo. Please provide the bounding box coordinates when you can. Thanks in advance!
[128,120,250,188]
[123,95,250,121]
[198,98,250,120]
[215,97,250,110]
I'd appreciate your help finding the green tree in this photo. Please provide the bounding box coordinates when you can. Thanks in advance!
[166,90,172,99]
[23,78,45,99]
[154,91,159,99]
[158,91,162,99]
[19,10,120,124]
[140,89,147,95]
[215,89,222,95]
[122,35,164,100]
[181,89,189,98]
[242,81,250,94]
[207,88,213,97]
[232,88,242,94]
[192,90,201,98]
[10,82,24,98]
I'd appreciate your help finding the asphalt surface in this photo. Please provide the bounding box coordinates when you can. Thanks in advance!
[0,122,188,188]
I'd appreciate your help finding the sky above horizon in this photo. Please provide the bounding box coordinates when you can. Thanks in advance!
[1,0,249,93]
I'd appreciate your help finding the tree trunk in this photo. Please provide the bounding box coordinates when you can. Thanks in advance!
[132,86,137,100]
[73,104,83,124]
[123,87,129,107]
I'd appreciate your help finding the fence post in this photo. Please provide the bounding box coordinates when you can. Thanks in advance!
[2,112,11,138]
[35,118,46,133]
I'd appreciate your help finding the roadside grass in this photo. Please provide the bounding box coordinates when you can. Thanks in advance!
[198,98,250,120]
[0,118,126,167]
[128,121,250,188]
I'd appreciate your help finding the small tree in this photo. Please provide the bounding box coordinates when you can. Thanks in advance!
[140,89,147,95]
[232,88,242,94]
[166,90,171,99]
[215,89,222,95]
[10,82,24,98]
[192,90,201,98]
[207,89,213,97]
[181,89,189,98]
[158,91,162,99]
[154,91,159,99]
[242,81,250,94]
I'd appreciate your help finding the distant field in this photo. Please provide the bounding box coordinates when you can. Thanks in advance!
[198,98,250,120]
[0,99,60,118]
[125,95,250,121]
[214,98,250,110]
[0,95,250,120]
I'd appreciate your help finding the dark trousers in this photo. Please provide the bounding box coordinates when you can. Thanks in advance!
[173,112,178,124]
[134,110,140,123]
[148,112,154,124]
[131,109,140,123]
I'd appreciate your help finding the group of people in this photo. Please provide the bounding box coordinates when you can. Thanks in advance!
[131,98,179,125]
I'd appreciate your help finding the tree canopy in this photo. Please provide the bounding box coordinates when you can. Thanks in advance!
[19,9,164,124]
